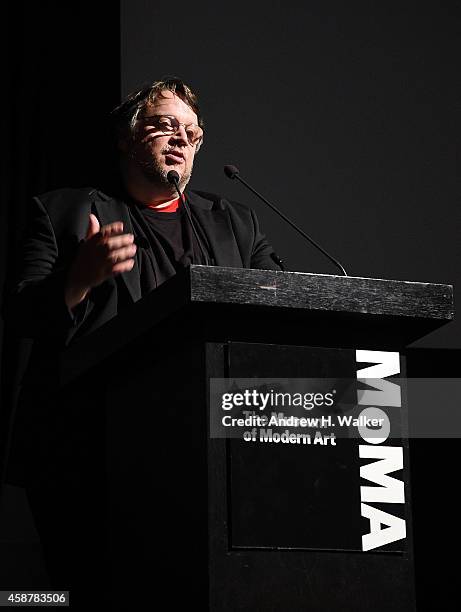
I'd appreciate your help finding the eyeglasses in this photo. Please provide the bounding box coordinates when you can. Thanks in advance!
[140,114,203,147]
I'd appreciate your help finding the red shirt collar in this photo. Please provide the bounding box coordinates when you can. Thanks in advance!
[146,196,181,213]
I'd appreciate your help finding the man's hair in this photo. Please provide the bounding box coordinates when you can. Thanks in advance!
[110,76,204,141]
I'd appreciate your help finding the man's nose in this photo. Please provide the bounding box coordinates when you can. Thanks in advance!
[172,125,189,145]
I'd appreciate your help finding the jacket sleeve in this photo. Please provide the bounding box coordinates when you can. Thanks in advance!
[249,208,284,271]
[4,196,90,342]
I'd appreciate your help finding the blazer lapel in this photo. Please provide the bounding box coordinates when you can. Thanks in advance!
[91,191,142,303]
[186,191,243,267]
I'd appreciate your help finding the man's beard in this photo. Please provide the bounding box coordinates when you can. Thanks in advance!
[132,146,193,192]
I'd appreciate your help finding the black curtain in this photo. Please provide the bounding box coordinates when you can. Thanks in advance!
[0,0,120,584]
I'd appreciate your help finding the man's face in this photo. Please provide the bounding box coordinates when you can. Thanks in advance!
[126,90,201,191]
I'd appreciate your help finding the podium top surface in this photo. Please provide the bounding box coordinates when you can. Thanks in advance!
[185,266,453,320]
[60,266,454,384]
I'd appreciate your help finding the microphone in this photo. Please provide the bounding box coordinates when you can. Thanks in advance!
[167,170,181,183]
[223,165,348,276]
[167,170,211,266]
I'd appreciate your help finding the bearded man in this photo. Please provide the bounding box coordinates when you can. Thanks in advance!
[9,77,281,357]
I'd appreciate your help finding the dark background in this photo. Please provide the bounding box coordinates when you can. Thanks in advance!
[121,1,460,350]
[0,1,459,609]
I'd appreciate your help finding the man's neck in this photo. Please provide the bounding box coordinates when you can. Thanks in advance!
[121,162,183,207]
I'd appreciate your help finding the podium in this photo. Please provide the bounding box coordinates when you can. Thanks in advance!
[57,266,453,610]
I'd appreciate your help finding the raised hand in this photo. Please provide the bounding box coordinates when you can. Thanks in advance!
[64,214,137,310]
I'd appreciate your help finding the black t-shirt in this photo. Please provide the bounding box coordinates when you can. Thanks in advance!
[127,201,208,294]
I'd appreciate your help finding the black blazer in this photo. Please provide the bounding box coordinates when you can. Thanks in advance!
[3,187,282,485]
[7,187,281,348]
